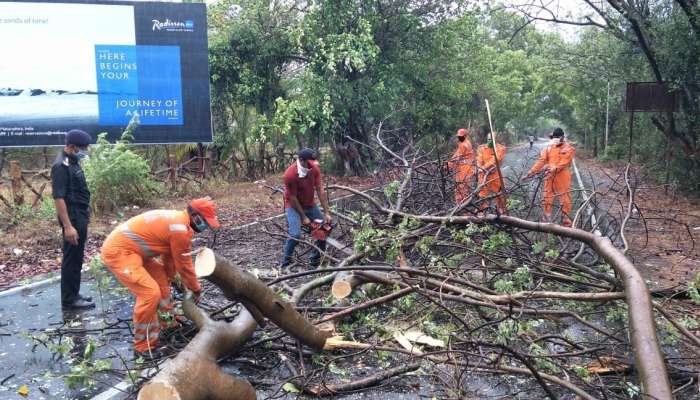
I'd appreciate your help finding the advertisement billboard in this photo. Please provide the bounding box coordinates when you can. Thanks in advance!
[0,0,212,147]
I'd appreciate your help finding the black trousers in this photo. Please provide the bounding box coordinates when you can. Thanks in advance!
[60,208,89,305]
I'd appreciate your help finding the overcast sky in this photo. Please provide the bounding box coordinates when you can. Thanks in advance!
[498,0,593,41]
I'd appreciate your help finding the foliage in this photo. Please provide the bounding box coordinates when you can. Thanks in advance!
[0,195,56,227]
[24,332,111,389]
[493,265,533,294]
[482,231,513,253]
[605,303,629,324]
[83,120,162,213]
[64,338,112,389]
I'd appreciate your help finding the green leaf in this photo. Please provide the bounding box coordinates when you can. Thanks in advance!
[282,382,300,393]
[84,339,96,360]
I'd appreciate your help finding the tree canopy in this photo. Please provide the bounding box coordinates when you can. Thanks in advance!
[208,0,699,190]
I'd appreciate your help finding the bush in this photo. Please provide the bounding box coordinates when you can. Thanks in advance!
[84,121,162,213]
[599,143,626,161]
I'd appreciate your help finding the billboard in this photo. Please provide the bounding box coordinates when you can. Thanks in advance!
[0,0,212,147]
[625,82,680,113]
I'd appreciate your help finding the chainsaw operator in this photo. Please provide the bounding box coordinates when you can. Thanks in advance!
[280,148,333,267]
[100,198,220,359]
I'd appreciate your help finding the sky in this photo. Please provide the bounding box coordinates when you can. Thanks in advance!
[498,0,591,41]
[0,2,135,91]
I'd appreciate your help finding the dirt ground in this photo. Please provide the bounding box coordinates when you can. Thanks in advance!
[0,174,377,290]
[577,156,700,290]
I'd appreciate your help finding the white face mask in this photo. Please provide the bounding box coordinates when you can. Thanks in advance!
[297,159,310,178]
[550,138,561,146]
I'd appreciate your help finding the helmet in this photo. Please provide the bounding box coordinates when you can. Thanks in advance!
[189,197,220,229]
[456,128,468,137]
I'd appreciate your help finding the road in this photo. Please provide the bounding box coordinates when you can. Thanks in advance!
[0,279,134,399]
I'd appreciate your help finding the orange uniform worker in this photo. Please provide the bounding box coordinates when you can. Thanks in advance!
[100,198,220,358]
[447,128,475,205]
[525,128,575,227]
[476,135,507,214]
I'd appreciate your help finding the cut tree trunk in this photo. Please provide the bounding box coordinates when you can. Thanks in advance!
[195,248,332,350]
[138,298,257,400]
[331,272,366,300]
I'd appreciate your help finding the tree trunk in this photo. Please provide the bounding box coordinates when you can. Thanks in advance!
[195,248,332,350]
[138,299,257,400]
[10,160,23,205]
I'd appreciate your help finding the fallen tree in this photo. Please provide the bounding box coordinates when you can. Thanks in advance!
[194,247,333,350]
[127,127,697,399]
[138,298,257,400]
[327,183,672,399]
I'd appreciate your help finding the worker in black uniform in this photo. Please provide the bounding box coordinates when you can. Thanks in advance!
[51,130,95,309]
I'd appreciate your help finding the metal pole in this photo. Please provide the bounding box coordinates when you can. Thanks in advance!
[628,112,634,163]
[605,81,610,151]
[484,100,507,212]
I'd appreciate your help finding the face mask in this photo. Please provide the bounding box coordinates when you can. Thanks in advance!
[297,159,310,178]
[191,213,209,233]
[457,136,466,142]
[487,137,494,149]
[550,138,562,146]
[75,150,90,160]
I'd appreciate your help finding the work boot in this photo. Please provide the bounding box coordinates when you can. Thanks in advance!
[133,348,164,362]
[62,298,95,310]
[77,293,93,302]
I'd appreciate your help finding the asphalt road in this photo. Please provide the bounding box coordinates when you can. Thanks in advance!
[0,279,134,399]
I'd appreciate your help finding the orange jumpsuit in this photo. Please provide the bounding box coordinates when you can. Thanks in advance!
[476,143,507,212]
[100,210,201,353]
[447,140,475,204]
[527,142,576,217]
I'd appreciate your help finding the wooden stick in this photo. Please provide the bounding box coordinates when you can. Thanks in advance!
[484,99,507,210]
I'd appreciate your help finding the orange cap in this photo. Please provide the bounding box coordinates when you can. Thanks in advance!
[189,197,220,229]
[457,128,468,137]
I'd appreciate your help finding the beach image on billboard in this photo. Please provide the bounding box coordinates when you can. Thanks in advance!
[0,2,136,127]
[0,0,211,146]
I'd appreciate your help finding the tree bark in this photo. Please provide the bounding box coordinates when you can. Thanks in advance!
[195,248,332,350]
[138,298,257,400]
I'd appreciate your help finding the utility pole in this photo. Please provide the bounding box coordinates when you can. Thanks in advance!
[605,81,610,152]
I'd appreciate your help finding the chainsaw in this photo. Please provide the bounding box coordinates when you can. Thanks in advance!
[302,219,333,241]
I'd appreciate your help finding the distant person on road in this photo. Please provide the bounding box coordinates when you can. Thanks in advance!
[280,148,332,267]
[51,129,94,310]
[476,130,507,215]
[447,128,475,206]
[100,198,219,359]
[528,135,535,148]
[524,127,576,227]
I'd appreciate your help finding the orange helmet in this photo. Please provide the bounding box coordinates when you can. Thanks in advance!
[189,197,220,229]
[457,128,468,137]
